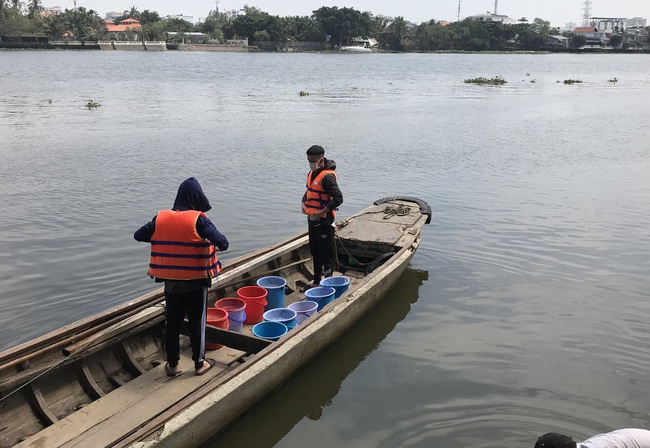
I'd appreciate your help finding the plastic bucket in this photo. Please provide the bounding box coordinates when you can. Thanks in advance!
[256,276,287,311]
[252,321,288,341]
[205,307,229,350]
[304,286,336,311]
[263,308,297,330]
[288,300,319,324]
[237,286,268,324]
[215,297,246,325]
[319,276,350,299]
[215,298,248,333]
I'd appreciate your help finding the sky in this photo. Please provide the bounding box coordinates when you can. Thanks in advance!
[51,0,648,28]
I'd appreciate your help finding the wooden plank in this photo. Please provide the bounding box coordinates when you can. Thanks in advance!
[62,307,165,356]
[0,313,165,393]
[118,342,146,376]
[28,383,58,426]
[16,348,241,448]
[77,362,105,399]
[181,322,270,355]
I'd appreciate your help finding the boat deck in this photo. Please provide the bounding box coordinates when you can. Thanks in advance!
[14,271,362,448]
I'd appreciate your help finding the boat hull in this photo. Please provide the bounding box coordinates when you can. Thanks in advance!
[1,198,430,448]
[131,234,420,447]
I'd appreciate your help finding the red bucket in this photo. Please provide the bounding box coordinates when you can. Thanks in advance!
[237,286,268,324]
[206,307,229,350]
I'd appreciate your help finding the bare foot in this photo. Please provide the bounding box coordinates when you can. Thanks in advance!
[195,358,216,376]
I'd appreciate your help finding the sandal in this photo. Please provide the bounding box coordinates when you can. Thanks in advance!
[195,358,216,376]
[165,362,181,377]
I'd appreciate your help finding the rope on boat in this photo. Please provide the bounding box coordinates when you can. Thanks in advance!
[382,204,411,219]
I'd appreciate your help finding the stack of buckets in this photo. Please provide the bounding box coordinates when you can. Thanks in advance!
[215,298,246,332]
[252,276,290,340]
[205,307,229,350]
[229,275,350,341]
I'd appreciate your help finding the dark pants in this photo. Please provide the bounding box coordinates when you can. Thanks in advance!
[308,223,335,284]
[164,286,207,370]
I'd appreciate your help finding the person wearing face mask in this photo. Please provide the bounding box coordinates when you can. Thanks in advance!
[301,145,343,290]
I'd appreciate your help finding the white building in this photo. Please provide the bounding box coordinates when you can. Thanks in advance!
[105,11,128,21]
[563,22,577,31]
[466,13,517,25]
[223,8,245,20]
[626,17,647,27]
[164,14,194,23]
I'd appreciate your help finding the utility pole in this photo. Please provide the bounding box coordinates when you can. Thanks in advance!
[457,0,461,22]
[494,0,498,15]
[215,0,219,14]
[582,0,592,26]
[73,0,76,9]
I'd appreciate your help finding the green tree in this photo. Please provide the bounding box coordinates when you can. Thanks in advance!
[26,0,41,20]
[162,17,194,32]
[312,6,371,46]
[609,34,623,48]
[141,20,165,40]
[44,13,66,39]
[128,5,139,20]
[415,20,456,51]
[570,33,586,49]
[385,16,409,50]
[139,9,160,25]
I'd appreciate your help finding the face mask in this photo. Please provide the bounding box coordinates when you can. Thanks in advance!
[309,162,319,170]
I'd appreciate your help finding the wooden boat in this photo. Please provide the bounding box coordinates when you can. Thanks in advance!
[0,197,431,448]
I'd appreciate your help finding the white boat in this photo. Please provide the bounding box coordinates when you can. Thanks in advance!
[340,45,372,53]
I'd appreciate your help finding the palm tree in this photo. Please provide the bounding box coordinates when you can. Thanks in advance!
[26,0,42,20]
[128,5,140,20]
[45,14,66,40]
[10,0,23,12]
[388,16,408,51]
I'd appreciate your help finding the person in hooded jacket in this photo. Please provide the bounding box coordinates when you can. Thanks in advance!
[301,145,343,289]
[134,177,228,377]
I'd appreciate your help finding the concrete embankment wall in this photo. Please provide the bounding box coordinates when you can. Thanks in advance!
[144,41,167,51]
[176,44,248,52]
[113,41,145,51]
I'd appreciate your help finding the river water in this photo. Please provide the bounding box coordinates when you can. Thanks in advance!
[1,51,650,447]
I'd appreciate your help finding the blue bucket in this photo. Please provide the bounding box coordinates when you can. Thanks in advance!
[263,308,297,330]
[252,321,288,341]
[304,286,336,311]
[256,276,287,311]
[319,276,350,299]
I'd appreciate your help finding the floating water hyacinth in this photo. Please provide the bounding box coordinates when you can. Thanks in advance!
[464,76,507,86]
[85,100,102,109]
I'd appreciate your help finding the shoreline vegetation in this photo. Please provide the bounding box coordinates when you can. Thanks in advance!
[1,4,649,53]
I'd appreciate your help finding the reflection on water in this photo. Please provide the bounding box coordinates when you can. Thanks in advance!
[207,267,429,447]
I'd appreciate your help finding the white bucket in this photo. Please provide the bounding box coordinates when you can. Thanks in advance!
[288,300,319,324]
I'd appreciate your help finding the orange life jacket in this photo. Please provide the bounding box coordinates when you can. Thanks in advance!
[148,209,220,280]
[305,169,337,219]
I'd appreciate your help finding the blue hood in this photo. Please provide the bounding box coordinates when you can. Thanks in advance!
[172,177,212,212]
